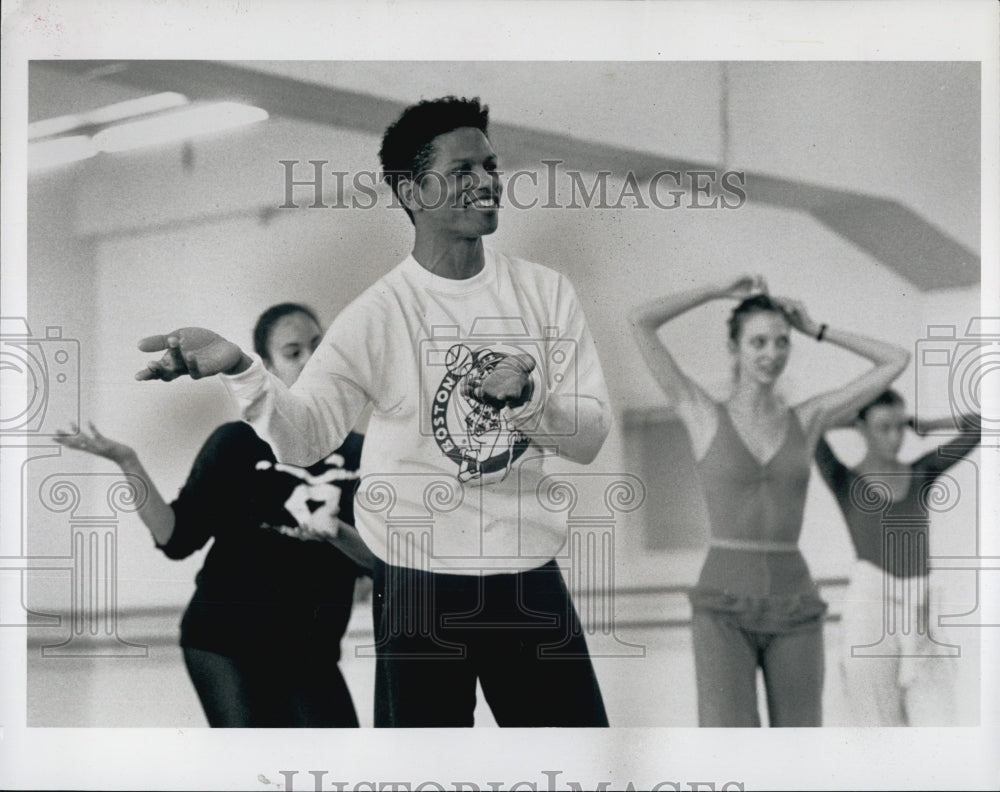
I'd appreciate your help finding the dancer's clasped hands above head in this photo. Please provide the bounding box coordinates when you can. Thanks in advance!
[719,273,769,301]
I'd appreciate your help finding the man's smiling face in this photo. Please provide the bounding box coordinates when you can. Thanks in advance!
[410,126,502,240]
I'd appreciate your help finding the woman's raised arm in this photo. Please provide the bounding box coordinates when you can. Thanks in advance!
[630,274,765,410]
[55,422,177,546]
[777,298,910,436]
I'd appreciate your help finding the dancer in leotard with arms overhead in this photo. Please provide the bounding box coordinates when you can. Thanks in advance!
[630,275,909,726]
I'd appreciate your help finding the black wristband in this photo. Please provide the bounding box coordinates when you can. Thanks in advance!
[816,323,827,341]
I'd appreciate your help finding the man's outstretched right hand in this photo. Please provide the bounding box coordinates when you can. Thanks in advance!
[135,327,251,382]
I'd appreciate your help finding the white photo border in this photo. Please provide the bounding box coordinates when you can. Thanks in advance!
[2,1,998,790]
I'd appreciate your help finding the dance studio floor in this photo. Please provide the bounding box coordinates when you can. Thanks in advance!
[26,612,957,728]
[25,565,982,728]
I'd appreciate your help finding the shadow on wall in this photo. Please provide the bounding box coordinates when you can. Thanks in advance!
[621,409,710,551]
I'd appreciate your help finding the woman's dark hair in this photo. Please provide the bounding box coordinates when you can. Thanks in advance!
[378,96,490,221]
[727,294,790,342]
[252,303,320,363]
[857,389,905,422]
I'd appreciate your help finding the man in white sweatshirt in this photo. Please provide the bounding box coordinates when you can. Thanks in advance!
[137,96,612,727]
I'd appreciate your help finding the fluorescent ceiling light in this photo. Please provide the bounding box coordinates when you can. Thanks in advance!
[28,135,97,170]
[28,92,189,140]
[27,114,86,140]
[93,102,269,153]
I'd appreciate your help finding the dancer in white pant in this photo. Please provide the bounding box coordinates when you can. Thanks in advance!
[814,390,980,725]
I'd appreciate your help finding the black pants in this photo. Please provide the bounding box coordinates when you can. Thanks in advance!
[183,646,359,728]
[371,559,608,727]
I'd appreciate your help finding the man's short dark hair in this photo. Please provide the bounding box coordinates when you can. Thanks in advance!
[379,96,490,220]
[858,389,906,421]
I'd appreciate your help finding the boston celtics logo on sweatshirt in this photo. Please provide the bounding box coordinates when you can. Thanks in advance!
[430,342,533,483]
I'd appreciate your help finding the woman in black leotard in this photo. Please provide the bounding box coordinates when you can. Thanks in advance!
[815,389,981,725]
[631,275,909,726]
[56,303,375,727]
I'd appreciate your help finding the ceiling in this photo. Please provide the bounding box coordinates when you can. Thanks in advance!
[31,60,981,291]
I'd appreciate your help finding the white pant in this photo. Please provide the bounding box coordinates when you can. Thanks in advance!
[839,559,959,726]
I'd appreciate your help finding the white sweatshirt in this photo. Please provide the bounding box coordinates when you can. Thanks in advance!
[224,248,611,574]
